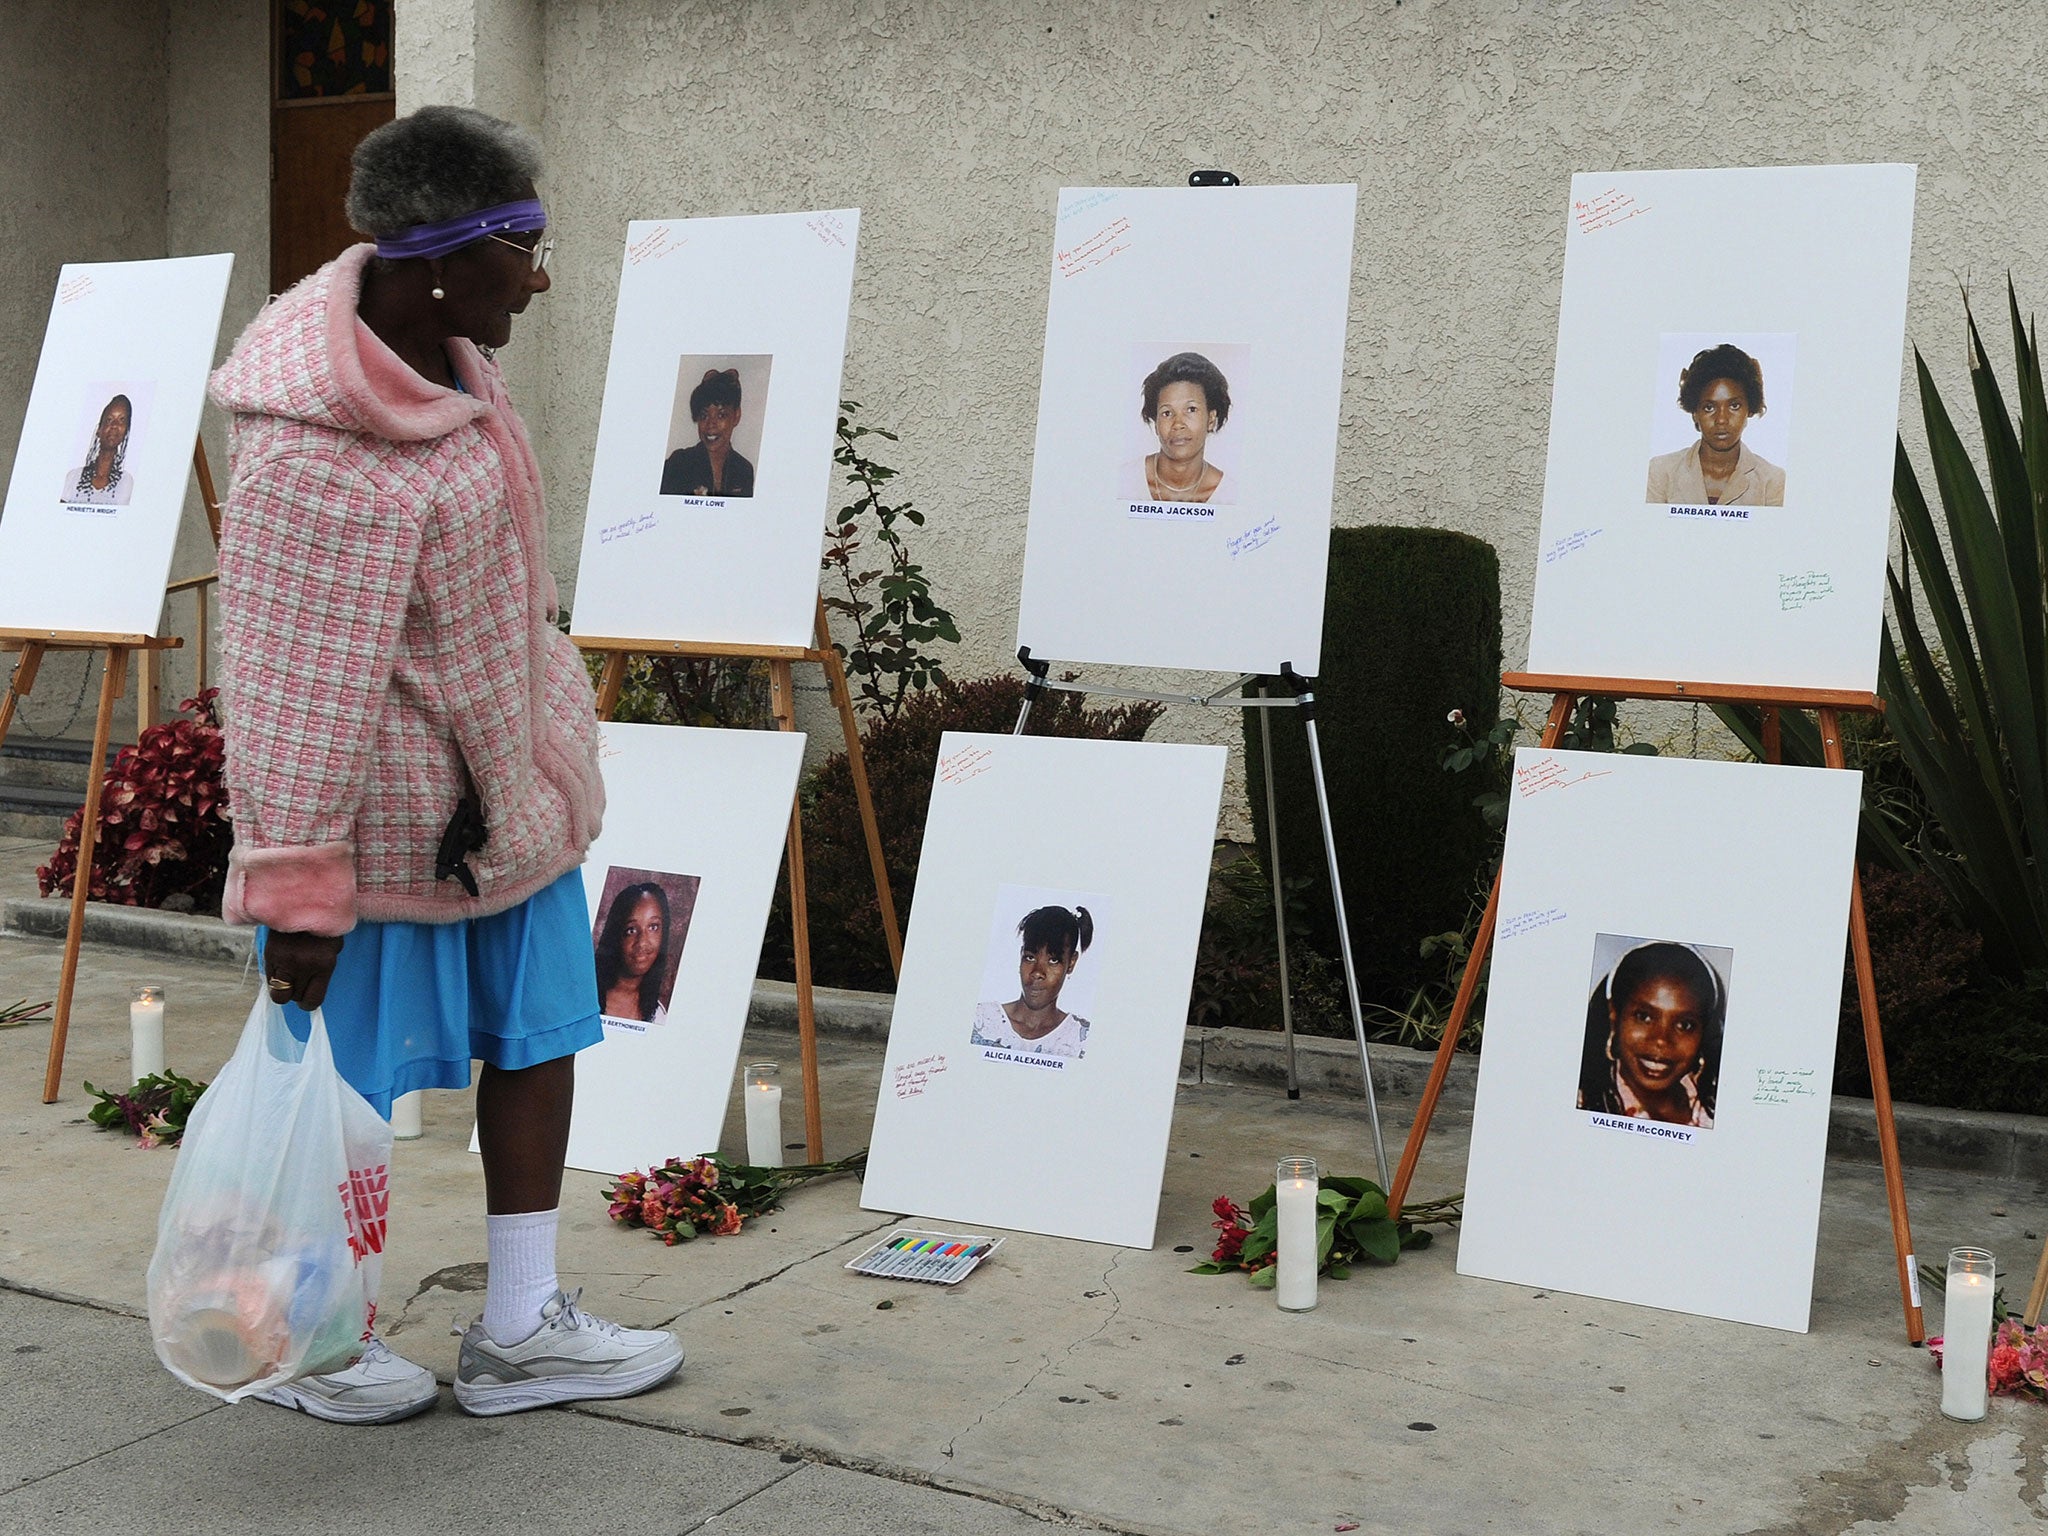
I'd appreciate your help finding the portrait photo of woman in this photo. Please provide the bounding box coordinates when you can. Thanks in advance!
[1119,347,1243,508]
[660,355,769,499]
[1644,339,1790,508]
[1577,936,1730,1130]
[62,388,142,507]
[970,893,1103,1062]
[591,866,701,1027]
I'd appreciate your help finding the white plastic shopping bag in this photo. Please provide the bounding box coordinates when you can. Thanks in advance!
[147,990,393,1401]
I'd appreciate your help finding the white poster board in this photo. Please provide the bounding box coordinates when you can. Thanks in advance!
[0,255,234,637]
[570,210,860,650]
[1014,185,1358,675]
[1524,165,1916,692]
[1458,749,1861,1332]
[562,722,806,1176]
[862,733,1226,1247]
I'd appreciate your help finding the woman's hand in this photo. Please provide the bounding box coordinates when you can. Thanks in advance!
[265,930,345,1010]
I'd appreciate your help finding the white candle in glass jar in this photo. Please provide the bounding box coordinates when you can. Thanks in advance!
[390,1090,423,1141]
[744,1062,784,1167]
[1941,1248,1996,1421]
[129,986,165,1083]
[1275,1156,1319,1311]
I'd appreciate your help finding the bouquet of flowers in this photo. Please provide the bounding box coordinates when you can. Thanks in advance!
[603,1150,867,1246]
[1191,1175,1462,1287]
[85,1070,210,1147]
[1929,1318,2048,1404]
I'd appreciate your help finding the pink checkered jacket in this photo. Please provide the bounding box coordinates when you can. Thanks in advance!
[209,243,603,934]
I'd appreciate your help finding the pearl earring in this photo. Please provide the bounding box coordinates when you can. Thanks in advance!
[431,285,446,300]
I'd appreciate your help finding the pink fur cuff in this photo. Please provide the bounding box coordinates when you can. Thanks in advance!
[222,841,358,935]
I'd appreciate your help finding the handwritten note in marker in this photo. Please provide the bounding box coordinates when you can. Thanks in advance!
[1542,528,1601,565]
[598,511,658,545]
[1227,518,1281,559]
[1057,217,1131,278]
[1498,907,1567,941]
[1778,571,1834,610]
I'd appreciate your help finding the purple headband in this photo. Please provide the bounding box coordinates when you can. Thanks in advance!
[374,198,547,261]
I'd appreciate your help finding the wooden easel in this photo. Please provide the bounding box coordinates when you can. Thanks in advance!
[4,438,222,1103]
[1386,671,1927,1344]
[576,594,903,1161]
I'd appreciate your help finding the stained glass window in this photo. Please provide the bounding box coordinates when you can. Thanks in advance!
[277,1,392,100]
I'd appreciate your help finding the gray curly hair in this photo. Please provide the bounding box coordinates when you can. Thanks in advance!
[346,105,543,237]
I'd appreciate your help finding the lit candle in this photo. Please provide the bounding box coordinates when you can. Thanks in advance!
[390,1090,423,1141]
[129,986,165,1083]
[744,1061,784,1167]
[1941,1247,1996,1421]
[1275,1156,1319,1311]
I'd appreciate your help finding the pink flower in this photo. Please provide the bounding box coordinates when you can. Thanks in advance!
[711,1204,742,1237]
[639,1195,667,1227]
[1990,1344,2024,1390]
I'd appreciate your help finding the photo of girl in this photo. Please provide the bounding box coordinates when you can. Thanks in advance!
[1577,936,1731,1130]
[591,866,702,1030]
[970,889,1105,1064]
[61,386,146,507]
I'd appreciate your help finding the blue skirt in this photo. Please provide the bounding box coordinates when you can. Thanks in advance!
[259,867,603,1120]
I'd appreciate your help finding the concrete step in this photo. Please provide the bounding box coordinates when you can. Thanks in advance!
[0,783,81,840]
[0,736,116,793]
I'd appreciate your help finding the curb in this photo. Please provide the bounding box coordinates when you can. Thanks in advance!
[7,894,2044,1182]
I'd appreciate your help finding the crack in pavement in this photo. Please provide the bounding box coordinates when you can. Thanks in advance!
[643,1216,902,1327]
[0,1402,223,1499]
[938,1249,1130,1468]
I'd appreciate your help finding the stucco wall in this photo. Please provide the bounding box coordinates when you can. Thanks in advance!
[0,0,169,741]
[525,0,2048,830]
[164,0,272,711]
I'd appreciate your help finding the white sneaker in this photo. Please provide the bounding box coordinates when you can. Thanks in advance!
[250,1336,439,1424]
[454,1288,683,1416]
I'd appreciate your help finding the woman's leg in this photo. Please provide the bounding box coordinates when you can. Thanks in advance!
[475,1055,575,1345]
[475,1055,575,1214]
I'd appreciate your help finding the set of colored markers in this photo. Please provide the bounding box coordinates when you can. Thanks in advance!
[847,1228,1004,1286]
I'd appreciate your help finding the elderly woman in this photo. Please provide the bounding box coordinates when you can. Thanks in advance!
[68,393,135,505]
[210,106,681,1424]
[659,368,754,497]
[1122,351,1232,506]
[1645,343,1786,507]
[1576,941,1725,1128]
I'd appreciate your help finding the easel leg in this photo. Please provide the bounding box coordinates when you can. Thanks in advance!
[1387,692,1573,1212]
[0,642,50,752]
[1820,707,1924,1344]
[771,659,824,1161]
[594,652,629,721]
[814,602,902,978]
[1255,685,1298,1098]
[140,648,161,737]
[2024,1231,2048,1328]
[1301,708,1387,1185]
[193,437,224,547]
[44,647,127,1103]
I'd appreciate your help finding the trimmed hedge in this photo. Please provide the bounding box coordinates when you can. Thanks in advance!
[1244,527,1502,1005]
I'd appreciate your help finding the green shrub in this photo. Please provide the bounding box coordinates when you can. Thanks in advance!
[1832,864,1980,1096]
[1186,854,1348,1037]
[1244,527,1502,1006]
[760,673,1163,992]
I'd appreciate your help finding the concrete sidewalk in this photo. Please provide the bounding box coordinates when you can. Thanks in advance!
[1,897,2045,1531]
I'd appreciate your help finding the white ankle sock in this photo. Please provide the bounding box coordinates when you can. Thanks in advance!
[483,1208,560,1346]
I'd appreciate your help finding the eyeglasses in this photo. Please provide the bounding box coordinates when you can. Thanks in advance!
[484,231,554,272]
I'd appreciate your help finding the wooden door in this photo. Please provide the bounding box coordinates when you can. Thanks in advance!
[270,2,395,293]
